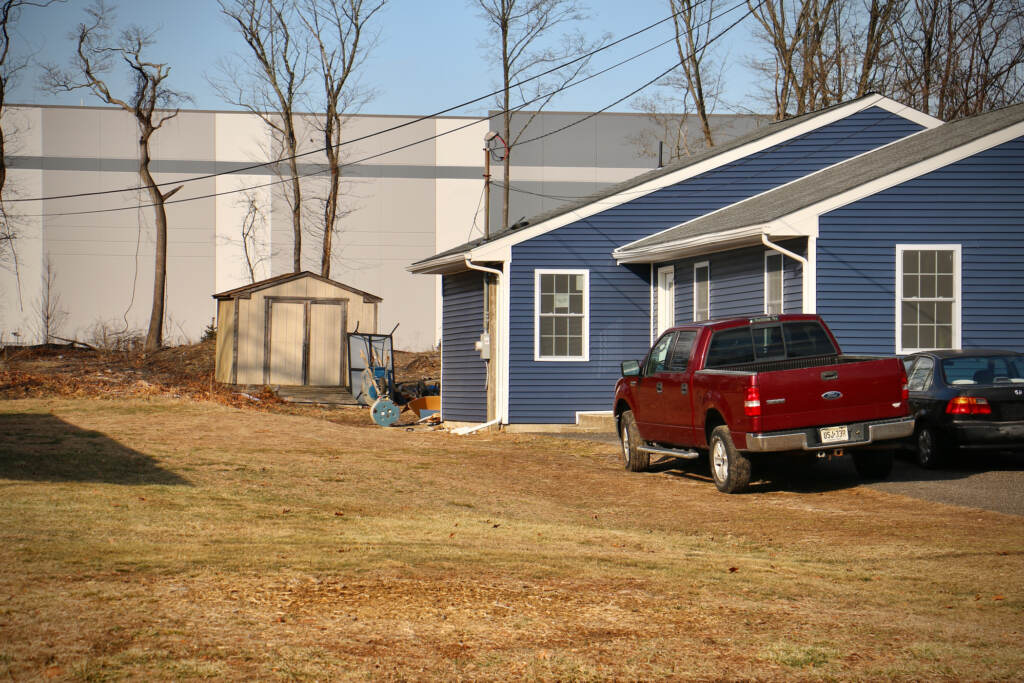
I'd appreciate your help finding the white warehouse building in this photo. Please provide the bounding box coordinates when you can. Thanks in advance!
[0,104,762,351]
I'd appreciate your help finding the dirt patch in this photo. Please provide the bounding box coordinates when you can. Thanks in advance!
[0,342,440,422]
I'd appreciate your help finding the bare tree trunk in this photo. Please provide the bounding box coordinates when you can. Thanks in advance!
[138,130,167,351]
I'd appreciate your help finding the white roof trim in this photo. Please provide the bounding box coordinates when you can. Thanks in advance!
[615,225,772,264]
[782,119,1024,225]
[613,113,1024,265]
[468,94,934,261]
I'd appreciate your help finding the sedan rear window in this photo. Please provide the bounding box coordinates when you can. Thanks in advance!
[941,355,1024,385]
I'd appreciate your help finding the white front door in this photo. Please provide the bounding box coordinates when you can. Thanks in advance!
[657,266,675,335]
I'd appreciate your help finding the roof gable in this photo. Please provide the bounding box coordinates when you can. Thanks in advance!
[212,271,382,302]
[410,95,940,274]
[613,102,1024,263]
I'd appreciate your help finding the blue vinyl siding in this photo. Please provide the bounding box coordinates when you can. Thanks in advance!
[442,272,487,422]
[818,136,1024,354]
[669,240,805,322]
[507,107,922,423]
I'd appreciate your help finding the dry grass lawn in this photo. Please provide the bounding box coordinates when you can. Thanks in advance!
[0,396,1021,681]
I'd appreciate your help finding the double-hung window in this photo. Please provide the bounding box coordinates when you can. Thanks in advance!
[693,261,710,321]
[896,245,960,353]
[535,269,589,361]
[764,251,783,314]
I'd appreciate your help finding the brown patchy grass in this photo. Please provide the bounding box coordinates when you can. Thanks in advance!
[1,396,1021,681]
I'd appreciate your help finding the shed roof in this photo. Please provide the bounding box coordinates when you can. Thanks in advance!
[614,101,1024,262]
[212,271,382,303]
[409,94,938,274]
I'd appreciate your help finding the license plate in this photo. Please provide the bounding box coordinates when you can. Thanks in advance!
[819,426,849,444]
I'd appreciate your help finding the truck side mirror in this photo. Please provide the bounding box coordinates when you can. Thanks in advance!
[621,360,640,377]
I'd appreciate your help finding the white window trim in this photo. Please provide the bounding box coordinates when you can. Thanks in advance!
[693,261,710,321]
[534,268,590,362]
[895,244,962,354]
[657,265,675,335]
[764,250,784,315]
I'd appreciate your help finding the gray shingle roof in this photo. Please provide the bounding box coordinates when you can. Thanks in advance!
[410,94,887,270]
[617,102,1024,257]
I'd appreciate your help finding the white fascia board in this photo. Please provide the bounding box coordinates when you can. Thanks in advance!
[872,96,943,129]
[615,217,814,265]
[615,225,773,264]
[407,252,470,275]
[467,94,907,259]
[783,119,1024,226]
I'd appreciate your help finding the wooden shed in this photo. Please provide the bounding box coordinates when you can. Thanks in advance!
[213,271,382,387]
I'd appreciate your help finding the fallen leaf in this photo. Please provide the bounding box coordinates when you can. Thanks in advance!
[334,511,344,516]
[994,595,1005,601]
[729,567,738,573]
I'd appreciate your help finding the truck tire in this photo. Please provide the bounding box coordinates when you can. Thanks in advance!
[853,450,894,480]
[709,425,751,494]
[619,410,650,472]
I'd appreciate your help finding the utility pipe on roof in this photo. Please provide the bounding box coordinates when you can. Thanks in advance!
[451,255,504,434]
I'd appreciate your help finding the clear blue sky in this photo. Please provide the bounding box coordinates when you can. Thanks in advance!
[12,0,758,116]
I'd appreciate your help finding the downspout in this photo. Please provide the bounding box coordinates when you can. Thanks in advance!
[762,234,815,314]
[761,234,807,265]
[452,255,504,435]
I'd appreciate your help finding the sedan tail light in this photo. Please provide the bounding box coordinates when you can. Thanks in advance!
[946,396,992,415]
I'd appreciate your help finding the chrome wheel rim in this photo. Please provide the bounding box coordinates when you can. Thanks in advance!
[712,438,728,482]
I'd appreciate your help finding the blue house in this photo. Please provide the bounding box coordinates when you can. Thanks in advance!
[409,95,948,428]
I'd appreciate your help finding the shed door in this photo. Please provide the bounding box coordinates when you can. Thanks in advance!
[308,301,347,386]
[268,302,305,385]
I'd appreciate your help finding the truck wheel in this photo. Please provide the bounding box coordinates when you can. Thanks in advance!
[915,425,946,469]
[853,450,894,480]
[619,410,650,472]
[709,425,751,494]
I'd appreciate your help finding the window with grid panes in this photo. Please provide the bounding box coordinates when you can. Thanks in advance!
[899,247,957,351]
[536,270,588,360]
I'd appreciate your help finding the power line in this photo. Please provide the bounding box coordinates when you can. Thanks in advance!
[8,2,709,205]
[19,1,741,219]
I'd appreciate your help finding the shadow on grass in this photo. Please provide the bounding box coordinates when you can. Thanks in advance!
[649,451,986,494]
[0,413,189,486]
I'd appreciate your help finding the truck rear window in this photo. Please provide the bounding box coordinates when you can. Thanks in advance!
[705,321,837,369]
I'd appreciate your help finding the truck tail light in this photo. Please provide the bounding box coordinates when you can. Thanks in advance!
[744,386,762,417]
[946,396,991,415]
[899,365,909,402]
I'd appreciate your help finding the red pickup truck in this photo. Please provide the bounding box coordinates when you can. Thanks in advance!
[614,314,913,493]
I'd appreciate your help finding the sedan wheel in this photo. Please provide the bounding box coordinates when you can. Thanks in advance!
[915,425,945,469]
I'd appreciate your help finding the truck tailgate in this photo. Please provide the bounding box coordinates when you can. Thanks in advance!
[755,357,906,432]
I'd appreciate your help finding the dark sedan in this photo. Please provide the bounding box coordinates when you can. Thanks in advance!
[902,350,1024,468]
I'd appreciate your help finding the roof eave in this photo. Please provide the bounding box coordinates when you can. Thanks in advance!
[613,225,773,264]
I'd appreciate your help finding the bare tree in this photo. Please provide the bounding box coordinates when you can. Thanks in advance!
[474,0,608,231]
[42,0,189,351]
[33,255,67,343]
[669,0,722,148]
[214,0,309,273]
[0,0,63,294]
[299,0,385,278]
[891,0,1024,119]
[238,192,272,283]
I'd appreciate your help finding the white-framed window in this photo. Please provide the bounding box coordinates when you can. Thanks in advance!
[764,251,784,314]
[535,269,589,361]
[693,261,710,321]
[656,265,675,335]
[896,244,961,353]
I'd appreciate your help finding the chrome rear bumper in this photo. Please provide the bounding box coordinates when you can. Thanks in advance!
[744,416,914,452]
